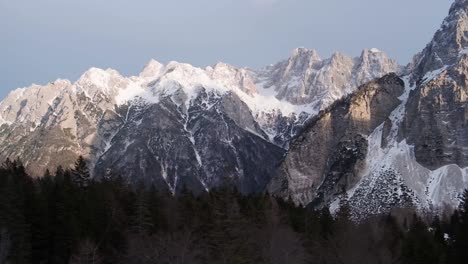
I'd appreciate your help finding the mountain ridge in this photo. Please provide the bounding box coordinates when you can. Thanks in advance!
[0,47,399,195]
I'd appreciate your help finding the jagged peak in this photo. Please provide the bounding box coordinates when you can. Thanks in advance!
[211,61,237,72]
[443,0,467,34]
[49,79,72,86]
[328,51,352,65]
[449,0,468,15]
[158,61,212,85]
[77,67,122,86]
[210,62,252,77]
[164,61,197,72]
[330,51,347,59]
[290,47,321,62]
[410,0,468,80]
[213,61,230,68]
[359,49,396,63]
[139,59,163,78]
[81,67,119,76]
[361,48,386,57]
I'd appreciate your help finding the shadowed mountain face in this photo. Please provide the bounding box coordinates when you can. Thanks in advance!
[94,91,285,194]
[272,0,468,217]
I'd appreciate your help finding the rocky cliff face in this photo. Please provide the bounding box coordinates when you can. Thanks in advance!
[273,0,468,217]
[401,0,468,170]
[409,0,468,81]
[269,74,406,206]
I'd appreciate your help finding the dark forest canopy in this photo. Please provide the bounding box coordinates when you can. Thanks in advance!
[1,157,468,264]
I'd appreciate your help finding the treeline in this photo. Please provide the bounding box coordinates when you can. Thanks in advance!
[1,157,468,264]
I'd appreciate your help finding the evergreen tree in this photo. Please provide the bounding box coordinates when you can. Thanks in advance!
[402,214,443,264]
[130,185,153,234]
[4,157,468,263]
[335,193,351,223]
[0,169,31,263]
[450,189,468,263]
[72,156,91,188]
[319,207,334,240]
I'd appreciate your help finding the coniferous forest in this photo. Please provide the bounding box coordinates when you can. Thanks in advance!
[1,157,468,264]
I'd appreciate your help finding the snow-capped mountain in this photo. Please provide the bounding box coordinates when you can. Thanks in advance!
[271,0,468,217]
[258,47,400,106]
[0,45,398,194]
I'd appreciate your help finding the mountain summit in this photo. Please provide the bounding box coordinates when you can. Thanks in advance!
[410,0,468,80]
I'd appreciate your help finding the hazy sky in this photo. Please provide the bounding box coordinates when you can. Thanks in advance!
[0,0,453,98]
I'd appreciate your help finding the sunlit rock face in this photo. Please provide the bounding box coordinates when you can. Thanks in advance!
[0,73,119,174]
[400,0,468,170]
[257,48,401,106]
[409,0,468,82]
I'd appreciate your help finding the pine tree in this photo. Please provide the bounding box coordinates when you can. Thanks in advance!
[43,168,52,178]
[147,185,166,232]
[50,170,80,263]
[450,189,468,263]
[72,156,91,188]
[131,185,153,234]
[336,193,351,223]
[319,207,334,240]
[402,214,443,264]
[0,173,31,263]
[209,190,259,264]
[0,228,11,264]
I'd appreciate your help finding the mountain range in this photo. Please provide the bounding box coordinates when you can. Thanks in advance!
[1,0,467,216]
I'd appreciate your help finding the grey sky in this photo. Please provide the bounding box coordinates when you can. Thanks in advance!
[0,0,453,98]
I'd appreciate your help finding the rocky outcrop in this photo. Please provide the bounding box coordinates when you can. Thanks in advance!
[409,0,468,81]
[401,56,468,169]
[270,74,405,205]
[400,0,468,169]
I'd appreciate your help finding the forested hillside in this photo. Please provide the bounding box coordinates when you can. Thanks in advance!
[1,157,468,264]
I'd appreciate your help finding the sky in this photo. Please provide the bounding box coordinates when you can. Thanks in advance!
[0,0,453,98]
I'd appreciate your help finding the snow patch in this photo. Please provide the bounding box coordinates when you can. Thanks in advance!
[115,81,159,105]
[236,84,318,116]
[351,75,468,211]
[421,66,447,86]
